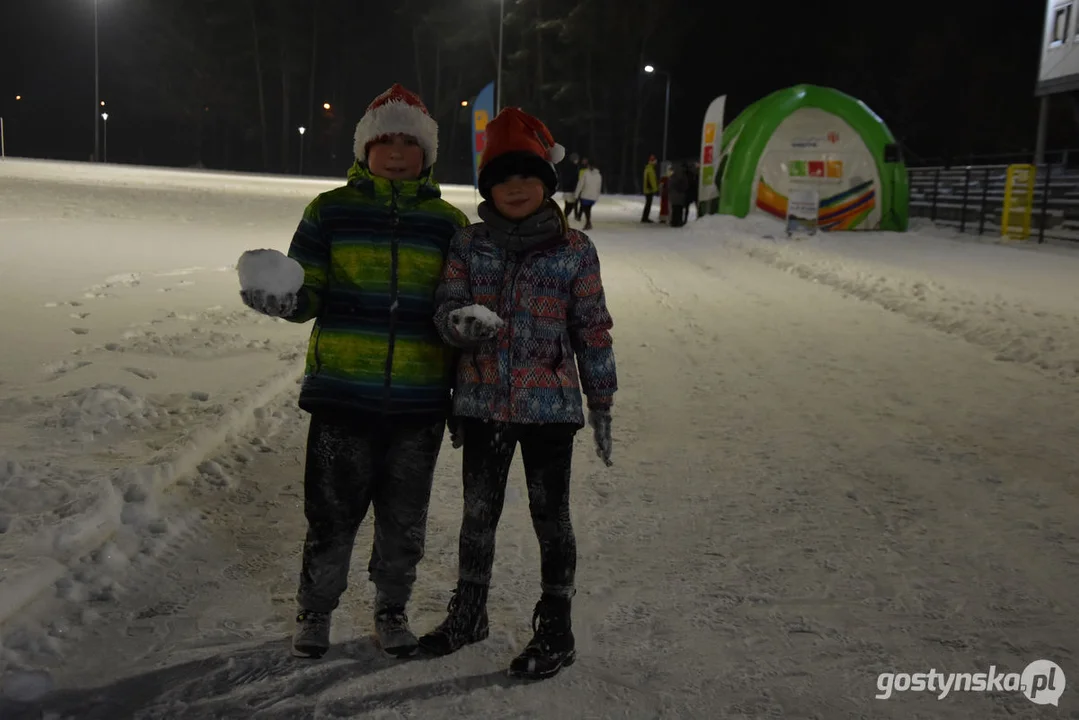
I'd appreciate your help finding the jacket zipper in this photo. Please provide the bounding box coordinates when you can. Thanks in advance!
[383,184,401,412]
[505,246,527,415]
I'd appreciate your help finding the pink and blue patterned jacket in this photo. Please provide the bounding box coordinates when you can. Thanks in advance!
[433,203,617,427]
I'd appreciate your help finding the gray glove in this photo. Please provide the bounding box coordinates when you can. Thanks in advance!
[588,409,613,467]
[449,307,501,343]
[241,288,297,318]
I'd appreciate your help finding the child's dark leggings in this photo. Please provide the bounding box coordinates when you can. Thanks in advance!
[455,419,578,598]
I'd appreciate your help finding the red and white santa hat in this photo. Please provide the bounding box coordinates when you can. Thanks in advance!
[354,83,439,168]
[477,107,566,199]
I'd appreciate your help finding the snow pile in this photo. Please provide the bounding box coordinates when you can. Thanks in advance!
[43,385,162,439]
[692,215,1079,379]
[237,249,304,295]
[0,161,313,631]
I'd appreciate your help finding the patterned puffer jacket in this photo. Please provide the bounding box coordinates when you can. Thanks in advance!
[434,201,617,427]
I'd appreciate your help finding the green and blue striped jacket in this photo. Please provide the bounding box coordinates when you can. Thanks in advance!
[285,161,469,419]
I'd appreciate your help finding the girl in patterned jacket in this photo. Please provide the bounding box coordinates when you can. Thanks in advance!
[419,107,617,679]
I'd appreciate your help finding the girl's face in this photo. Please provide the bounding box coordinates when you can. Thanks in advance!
[367,134,425,180]
[491,175,547,220]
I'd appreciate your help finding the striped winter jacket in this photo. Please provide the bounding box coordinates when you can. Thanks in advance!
[285,162,469,419]
[434,202,617,428]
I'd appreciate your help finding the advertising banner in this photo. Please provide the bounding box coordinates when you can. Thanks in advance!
[753,107,882,230]
[699,95,727,204]
[471,82,495,189]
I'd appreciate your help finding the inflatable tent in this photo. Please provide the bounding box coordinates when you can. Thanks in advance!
[715,85,908,231]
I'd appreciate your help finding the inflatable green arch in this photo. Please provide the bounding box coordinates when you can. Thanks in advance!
[715,85,909,231]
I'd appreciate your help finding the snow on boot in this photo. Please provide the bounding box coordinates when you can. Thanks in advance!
[291,609,331,659]
[508,595,576,679]
[374,606,419,658]
[418,581,490,656]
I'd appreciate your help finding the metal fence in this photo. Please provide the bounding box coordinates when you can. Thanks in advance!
[907,163,1079,243]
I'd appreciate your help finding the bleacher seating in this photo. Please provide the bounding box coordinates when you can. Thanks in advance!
[908,164,1079,241]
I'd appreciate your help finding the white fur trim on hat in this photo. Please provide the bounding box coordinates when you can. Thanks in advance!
[548,143,565,164]
[354,101,439,167]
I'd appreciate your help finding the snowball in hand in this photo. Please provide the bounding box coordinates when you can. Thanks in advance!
[450,304,505,342]
[237,249,305,295]
[461,304,504,329]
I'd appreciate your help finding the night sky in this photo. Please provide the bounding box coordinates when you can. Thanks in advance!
[0,0,1062,188]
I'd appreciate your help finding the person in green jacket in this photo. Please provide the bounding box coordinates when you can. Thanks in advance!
[642,154,658,223]
[240,84,469,660]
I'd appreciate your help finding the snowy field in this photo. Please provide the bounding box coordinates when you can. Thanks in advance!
[1,158,1078,718]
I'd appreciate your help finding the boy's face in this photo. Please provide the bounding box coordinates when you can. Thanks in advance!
[491,175,547,220]
[367,134,424,180]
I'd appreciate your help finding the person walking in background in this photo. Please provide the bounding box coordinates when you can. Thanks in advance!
[559,152,580,218]
[686,161,700,223]
[641,155,658,223]
[574,157,590,221]
[659,162,671,224]
[667,161,689,228]
[575,161,603,231]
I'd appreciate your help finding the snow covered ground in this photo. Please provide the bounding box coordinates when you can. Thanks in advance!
[1,159,1078,718]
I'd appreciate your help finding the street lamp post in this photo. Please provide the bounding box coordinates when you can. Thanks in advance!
[94,0,100,162]
[496,0,504,112]
[644,64,671,174]
[101,112,109,162]
[298,126,306,175]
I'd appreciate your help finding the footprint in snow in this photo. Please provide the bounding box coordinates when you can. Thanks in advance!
[70,312,90,319]
[125,367,158,380]
[70,328,90,335]
[44,359,92,377]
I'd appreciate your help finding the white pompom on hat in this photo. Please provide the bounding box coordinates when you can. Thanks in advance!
[353,83,439,168]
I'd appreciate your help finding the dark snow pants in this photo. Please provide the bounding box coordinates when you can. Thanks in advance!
[670,204,686,227]
[642,193,655,221]
[297,413,445,613]
[455,419,578,598]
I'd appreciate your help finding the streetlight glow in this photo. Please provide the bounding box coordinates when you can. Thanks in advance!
[101,100,106,106]
[101,112,108,121]
[323,102,331,110]
[642,64,671,181]
[298,126,306,135]
[15,95,21,101]
[461,100,469,107]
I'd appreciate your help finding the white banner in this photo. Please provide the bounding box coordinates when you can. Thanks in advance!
[699,95,726,203]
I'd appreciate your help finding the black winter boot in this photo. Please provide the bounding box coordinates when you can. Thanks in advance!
[418,581,490,656]
[508,594,576,679]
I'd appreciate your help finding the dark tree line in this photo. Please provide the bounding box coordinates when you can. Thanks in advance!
[60,0,695,189]
[1,0,1066,183]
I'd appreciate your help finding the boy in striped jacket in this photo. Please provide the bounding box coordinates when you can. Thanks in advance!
[419,107,617,679]
[241,84,468,660]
